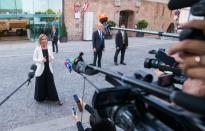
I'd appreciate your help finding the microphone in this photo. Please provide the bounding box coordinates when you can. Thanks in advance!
[65,52,99,75]
[64,57,74,73]
[168,0,200,10]
[73,94,83,112]
[30,64,37,71]
[28,71,35,80]
[28,64,37,79]
[28,64,37,85]
[74,52,84,65]
[99,14,111,34]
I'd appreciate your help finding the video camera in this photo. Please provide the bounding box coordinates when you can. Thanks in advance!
[144,48,187,87]
[68,52,205,131]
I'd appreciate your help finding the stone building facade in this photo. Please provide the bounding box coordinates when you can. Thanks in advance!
[64,0,175,40]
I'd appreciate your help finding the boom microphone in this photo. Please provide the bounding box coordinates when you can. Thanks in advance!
[73,94,83,112]
[168,0,200,10]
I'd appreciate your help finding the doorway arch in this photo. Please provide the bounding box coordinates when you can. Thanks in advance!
[167,23,175,33]
[119,10,134,28]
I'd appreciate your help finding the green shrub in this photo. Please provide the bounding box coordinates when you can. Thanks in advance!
[136,19,148,29]
[107,20,116,28]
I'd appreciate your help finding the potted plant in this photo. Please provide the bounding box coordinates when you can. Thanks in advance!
[60,23,68,42]
[136,19,148,37]
[105,20,116,39]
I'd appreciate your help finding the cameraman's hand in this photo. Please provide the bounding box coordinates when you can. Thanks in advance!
[169,20,205,79]
[72,114,80,122]
[183,78,205,97]
[171,53,185,69]
[169,40,205,79]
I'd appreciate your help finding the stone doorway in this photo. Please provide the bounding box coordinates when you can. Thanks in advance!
[119,10,135,36]
[167,23,175,33]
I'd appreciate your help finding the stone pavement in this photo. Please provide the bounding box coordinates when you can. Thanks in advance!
[0,37,176,131]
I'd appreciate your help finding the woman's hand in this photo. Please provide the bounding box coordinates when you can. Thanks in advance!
[42,57,47,62]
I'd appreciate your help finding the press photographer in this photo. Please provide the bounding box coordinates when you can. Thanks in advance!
[72,95,116,131]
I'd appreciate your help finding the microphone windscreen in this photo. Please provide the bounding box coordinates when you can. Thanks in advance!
[28,71,35,79]
[77,102,83,112]
[30,64,37,71]
[168,0,200,10]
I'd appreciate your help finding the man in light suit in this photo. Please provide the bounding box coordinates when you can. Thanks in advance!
[114,24,128,65]
[92,23,105,68]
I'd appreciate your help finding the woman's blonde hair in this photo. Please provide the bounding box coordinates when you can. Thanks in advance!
[38,34,48,45]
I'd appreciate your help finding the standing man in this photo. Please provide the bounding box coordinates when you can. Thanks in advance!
[114,24,128,65]
[92,23,105,68]
[51,26,58,53]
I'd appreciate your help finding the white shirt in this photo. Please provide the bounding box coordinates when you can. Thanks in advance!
[98,30,102,38]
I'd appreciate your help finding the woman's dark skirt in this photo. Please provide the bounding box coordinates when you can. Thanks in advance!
[34,67,59,102]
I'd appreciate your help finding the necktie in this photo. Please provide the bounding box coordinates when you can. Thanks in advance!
[99,31,102,39]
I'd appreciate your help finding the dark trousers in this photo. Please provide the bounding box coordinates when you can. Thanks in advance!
[93,51,102,67]
[52,40,58,53]
[114,48,126,63]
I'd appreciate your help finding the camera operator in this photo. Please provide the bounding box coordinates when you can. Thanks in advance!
[169,20,205,97]
[72,100,116,131]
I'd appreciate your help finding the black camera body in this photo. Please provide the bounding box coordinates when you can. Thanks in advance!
[144,49,186,87]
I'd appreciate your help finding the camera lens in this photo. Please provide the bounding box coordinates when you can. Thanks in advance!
[144,58,159,69]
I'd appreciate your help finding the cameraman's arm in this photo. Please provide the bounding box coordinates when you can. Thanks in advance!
[73,115,85,131]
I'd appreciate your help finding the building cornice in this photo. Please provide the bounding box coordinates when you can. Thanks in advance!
[144,0,169,4]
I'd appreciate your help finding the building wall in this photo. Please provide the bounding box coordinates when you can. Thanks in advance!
[64,0,174,40]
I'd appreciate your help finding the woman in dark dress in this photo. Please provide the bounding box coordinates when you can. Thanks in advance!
[33,34,62,105]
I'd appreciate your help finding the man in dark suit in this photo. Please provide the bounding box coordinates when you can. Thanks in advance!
[114,24,128,65]
[92,23,105,68]
[51,26,59,53]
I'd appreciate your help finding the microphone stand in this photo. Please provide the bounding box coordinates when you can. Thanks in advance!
[79,73,99,122]
[0,76,33,106]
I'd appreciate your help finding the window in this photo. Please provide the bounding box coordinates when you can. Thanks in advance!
[115,0,121,6]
